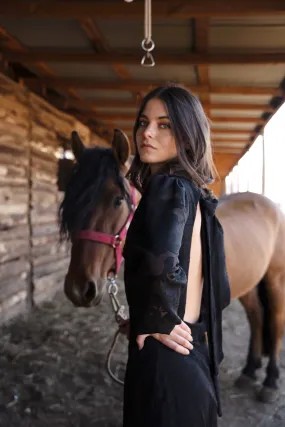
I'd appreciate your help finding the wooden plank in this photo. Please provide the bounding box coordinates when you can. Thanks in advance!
[92,113,265,124]
[1,1,285,19]
[211,138,249,144]
[50,96,274,112]
[20,77,280,95]
[4,49,285,65]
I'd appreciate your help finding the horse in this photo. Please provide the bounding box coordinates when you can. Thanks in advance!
[60,129,285,403]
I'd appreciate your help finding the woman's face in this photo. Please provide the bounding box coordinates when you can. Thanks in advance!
[136,98,177,172]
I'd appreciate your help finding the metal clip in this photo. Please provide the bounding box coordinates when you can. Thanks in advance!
[141,51,155,67]
[141,38,155,67]
[116,305,128,324]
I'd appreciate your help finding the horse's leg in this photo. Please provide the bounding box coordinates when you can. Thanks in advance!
[235,287,263,388]
[258,273,285,403]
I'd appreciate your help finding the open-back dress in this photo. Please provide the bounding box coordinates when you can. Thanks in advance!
[123,172,231,427]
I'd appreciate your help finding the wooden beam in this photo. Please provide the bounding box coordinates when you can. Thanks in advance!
[4,49,285,65]
[19,77,280,96]
[90,113,265,125]
[211,129,254,135]
[1,1,285,19]
[47,96,274,112]
[208,103,274,112]
[212,116,265,124]
[119,127,254,136]
[212,138,249,144]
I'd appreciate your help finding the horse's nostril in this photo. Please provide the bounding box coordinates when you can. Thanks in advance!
[83,281,96,302]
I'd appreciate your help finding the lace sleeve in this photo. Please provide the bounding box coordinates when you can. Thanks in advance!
[135,174,198,335]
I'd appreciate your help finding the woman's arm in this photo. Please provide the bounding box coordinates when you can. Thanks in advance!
[134,174,199,339]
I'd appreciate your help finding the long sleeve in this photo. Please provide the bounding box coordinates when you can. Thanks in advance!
[125,174,199,336]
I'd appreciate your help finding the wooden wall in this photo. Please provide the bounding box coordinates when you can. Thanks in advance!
[0,73,107,323]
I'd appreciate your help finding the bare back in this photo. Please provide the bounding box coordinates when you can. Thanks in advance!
[184,203,203,323]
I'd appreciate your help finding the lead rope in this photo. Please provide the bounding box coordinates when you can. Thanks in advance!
[141,0,155,67]
[124,0,155,66]
[106,274,128,385]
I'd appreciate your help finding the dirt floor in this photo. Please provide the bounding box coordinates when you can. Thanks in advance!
[1,278,285,427]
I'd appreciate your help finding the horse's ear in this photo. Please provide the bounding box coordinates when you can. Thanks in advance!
[112,129,131,167]
[71,131,85,162]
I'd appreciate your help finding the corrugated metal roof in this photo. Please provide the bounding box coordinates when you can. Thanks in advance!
[210,64,285,86]
[125,65,196,83]
[0,18,91,49]
[212,122,256,131]
[46,62,119,80]
[211,109,264,118]
[210,94,273,104]
[96,19,193,50]
[75,89,134,99]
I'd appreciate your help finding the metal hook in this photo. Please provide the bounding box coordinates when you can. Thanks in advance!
[141,51,155,67]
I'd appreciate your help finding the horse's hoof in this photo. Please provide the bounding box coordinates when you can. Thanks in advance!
[257,386,279,403]
[234,374,256,390]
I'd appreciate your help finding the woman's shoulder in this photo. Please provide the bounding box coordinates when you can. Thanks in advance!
[147,172,199,195]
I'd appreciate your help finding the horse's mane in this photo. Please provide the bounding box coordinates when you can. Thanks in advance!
[59,147,128,240]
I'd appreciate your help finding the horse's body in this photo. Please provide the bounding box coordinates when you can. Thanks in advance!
[217,191,285,400]
[61,130,285,404]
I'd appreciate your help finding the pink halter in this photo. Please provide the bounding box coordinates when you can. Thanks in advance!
[75,186,136,277]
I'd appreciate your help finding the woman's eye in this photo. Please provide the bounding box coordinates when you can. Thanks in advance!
[114,196,124,208]
[159,123,171,129]
[138,120,148,128]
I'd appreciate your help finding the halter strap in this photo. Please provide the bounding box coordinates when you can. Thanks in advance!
[76,186,136,276]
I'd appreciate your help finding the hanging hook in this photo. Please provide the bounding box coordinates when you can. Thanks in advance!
[141,0,155,67]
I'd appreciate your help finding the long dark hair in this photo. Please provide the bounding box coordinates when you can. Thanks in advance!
[127,83,215,193]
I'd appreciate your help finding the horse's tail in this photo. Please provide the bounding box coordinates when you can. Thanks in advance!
[257,278,272,356]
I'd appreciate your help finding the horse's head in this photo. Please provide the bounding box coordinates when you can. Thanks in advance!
[60,129,139,307]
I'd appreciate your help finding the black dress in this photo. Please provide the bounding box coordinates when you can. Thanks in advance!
[123,173,231,427]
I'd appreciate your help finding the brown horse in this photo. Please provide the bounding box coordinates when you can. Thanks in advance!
[60,129,285,403]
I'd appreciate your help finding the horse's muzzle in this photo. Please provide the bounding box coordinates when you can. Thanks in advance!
[64,276,99,307]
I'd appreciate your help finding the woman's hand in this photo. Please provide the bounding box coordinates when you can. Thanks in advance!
[136,321,193,355]
[119,319,130,340]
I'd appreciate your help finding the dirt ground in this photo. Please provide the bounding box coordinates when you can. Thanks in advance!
[1,278,285,427]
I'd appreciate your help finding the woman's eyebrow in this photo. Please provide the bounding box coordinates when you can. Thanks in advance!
[139,114,169,119]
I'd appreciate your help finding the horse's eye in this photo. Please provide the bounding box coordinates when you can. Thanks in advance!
[114,196,124,208]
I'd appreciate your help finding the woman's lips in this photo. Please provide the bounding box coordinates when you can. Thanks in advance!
[141,143,156,150]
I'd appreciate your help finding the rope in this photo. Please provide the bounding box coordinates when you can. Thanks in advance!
[141,0,155,67]
[106,329,125,386]
[144,0,151,43]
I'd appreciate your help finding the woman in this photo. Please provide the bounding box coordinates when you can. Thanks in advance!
[123,84,231,427]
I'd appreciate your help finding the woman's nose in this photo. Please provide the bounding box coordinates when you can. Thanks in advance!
[144,124,155,139]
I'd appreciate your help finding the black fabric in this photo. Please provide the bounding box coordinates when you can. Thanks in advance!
[123,173,230,425]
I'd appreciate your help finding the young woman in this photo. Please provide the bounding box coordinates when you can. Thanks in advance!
[123,84,231,427]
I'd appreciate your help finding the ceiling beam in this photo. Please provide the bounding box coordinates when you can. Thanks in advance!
[211,138,249,144]
[1,1,285,19]
[120,127,254,136]
[211,129,254,135]
[90,113,265,124]
[19,77,280,96]
[48,96,274,112]
[4,49,285,65]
